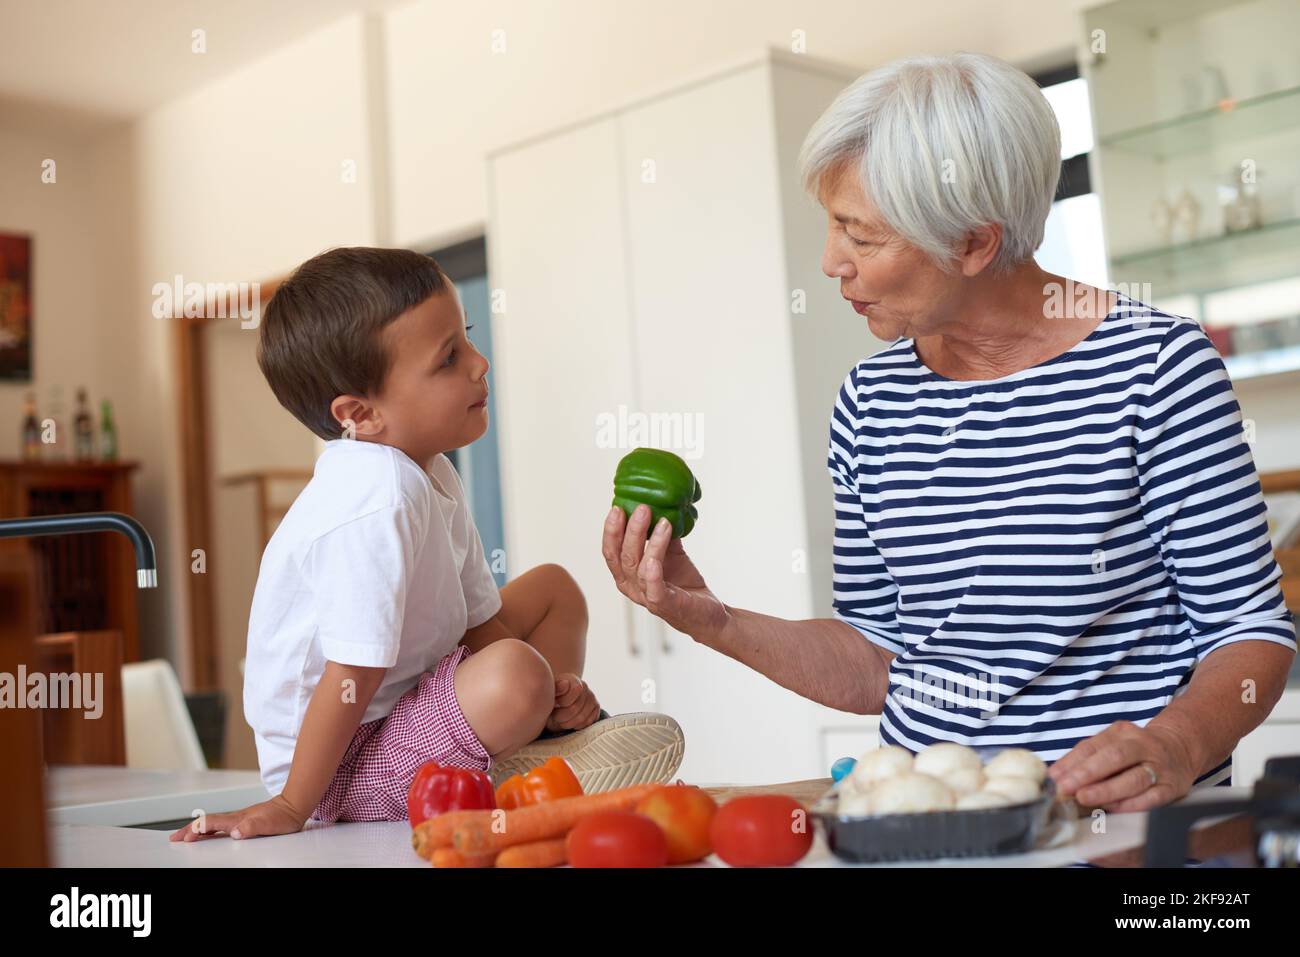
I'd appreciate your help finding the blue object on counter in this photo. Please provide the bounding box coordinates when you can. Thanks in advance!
[831,756,856,783]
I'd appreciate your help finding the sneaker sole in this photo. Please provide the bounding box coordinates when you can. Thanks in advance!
[488,712,685,794]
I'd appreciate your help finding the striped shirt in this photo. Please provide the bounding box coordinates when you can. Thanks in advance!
[828,292,1297,790]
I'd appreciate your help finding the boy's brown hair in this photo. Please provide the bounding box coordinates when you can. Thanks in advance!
[257,246,449,440]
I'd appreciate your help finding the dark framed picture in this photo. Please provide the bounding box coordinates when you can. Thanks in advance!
[0,233,32,381]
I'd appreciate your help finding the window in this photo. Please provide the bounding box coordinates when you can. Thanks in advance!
[1033,63,1110,289]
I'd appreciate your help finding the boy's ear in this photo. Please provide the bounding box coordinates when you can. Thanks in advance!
[329,394,383,438]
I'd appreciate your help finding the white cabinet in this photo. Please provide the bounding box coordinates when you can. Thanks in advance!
[618,65,832,784]
[820,720,882,775]
[1233,686,1300,787]
[488,52,883,784]
[487,119,653,717]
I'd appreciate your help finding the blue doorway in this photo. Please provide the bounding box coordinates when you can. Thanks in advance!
[429,239,507,587]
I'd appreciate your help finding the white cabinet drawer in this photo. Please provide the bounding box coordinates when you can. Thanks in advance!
[820,720,881,775]
[1233,721,1300,787]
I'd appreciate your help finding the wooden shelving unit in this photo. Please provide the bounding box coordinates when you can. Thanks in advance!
[0,460,143,662]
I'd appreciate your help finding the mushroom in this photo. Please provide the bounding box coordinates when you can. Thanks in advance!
[983,748,1047,784]
[847,744,914,791]
[865,772,956,814]
[942,766,986,797]
[956,790,1014,810]
[914,742,982,778]
[836,788,875,817]
[981,775,1042,805]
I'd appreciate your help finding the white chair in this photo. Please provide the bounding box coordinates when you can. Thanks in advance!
[120,660,208,770]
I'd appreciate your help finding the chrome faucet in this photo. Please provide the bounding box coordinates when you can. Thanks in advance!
[0,512,158,588]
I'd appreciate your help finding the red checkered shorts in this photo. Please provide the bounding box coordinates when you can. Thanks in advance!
[311,644,493,823]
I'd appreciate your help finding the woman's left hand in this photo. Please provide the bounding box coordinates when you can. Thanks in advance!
[1046,720,1200,813]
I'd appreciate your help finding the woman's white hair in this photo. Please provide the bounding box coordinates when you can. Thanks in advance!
[798,52,1061,274]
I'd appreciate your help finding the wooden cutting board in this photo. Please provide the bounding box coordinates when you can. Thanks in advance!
[702,778,832,806]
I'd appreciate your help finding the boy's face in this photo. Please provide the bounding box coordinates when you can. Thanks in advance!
[334,286,490,465]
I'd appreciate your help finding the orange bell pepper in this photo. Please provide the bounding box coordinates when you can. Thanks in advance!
[495,757,583,809]
[495,774,528,811]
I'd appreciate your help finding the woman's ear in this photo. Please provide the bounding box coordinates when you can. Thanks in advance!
[329,394,383,439]
[958,223,1003,277]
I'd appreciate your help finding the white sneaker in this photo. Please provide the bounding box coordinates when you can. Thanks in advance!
[488,711,685,793]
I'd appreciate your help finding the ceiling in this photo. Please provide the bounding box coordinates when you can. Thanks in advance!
[0,0,414,138]
[0,0,1087,143]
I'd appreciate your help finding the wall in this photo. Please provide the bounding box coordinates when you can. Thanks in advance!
[8,0,1298,704]
[384,0,1080,249]
[0,123,124,456]
[82,15,378,678]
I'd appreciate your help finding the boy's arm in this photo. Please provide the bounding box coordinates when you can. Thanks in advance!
[460,613,516,653]
[169,660,385,842]
[278,660,388,820]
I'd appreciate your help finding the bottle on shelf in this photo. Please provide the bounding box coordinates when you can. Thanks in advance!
[21,392,41,461]
[45,384,67,462]
[74,388,95,461]
[99,399,117,462]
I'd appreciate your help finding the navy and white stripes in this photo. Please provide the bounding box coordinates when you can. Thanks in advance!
[828,293,1297,789]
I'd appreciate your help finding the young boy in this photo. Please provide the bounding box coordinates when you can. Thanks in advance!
[170,247,682,842]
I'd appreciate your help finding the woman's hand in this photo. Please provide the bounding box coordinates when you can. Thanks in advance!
[1046,720,1200,813]
[168,793,309,843]
[601,503,730,642]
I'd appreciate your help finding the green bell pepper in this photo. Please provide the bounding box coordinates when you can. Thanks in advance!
[611,447,703,539]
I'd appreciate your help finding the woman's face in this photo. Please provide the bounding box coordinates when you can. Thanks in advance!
[817,163,964,342]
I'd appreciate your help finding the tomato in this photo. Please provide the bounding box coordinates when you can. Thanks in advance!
[635,784,717,864]
[566,812,668,868]
[709,795,812,867]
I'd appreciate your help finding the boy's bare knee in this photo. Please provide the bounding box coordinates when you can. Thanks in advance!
[480,638,553,724]
[456,639,555,755]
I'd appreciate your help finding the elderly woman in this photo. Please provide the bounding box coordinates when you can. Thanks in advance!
[601,52,1296,812]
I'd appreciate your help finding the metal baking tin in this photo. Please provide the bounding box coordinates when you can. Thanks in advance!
[812,777,1058,863]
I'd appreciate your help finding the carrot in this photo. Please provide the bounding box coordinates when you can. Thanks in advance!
[411,809,495,860]
[431,846,498,868]
[496,838,568,868]
[452,783,659,855]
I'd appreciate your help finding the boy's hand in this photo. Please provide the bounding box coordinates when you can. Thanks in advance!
[168,793,309,843]
[544,673,601,733]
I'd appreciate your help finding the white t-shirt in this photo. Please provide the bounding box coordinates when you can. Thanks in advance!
[242,439,502,796]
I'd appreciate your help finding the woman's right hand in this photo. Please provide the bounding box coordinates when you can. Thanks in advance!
[601,503,730,642]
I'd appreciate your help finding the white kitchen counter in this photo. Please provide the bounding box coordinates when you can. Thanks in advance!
[45,765,1251,868]
[47,765,271,827]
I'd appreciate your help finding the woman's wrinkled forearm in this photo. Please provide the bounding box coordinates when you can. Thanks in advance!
[697,606,893,715]
[1147,640,1295,778]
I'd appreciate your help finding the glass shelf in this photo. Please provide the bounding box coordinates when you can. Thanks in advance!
[1109,217,1300,297]
[1099,84,1300,160]
[1224,344,1300,381]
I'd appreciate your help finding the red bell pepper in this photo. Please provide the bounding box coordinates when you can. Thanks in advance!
[407,761,496,826]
